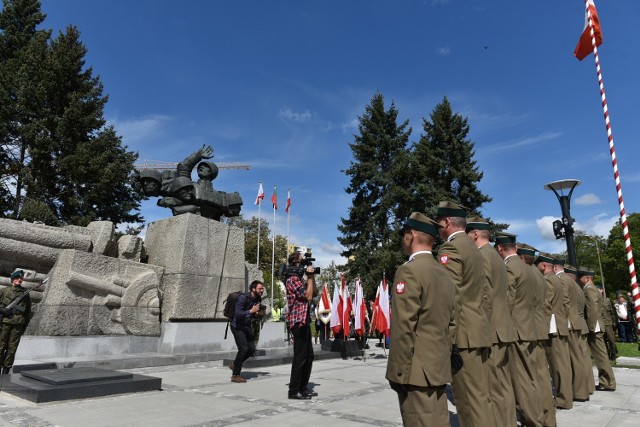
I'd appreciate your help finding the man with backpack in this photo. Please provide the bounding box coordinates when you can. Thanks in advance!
[229,280,265,383]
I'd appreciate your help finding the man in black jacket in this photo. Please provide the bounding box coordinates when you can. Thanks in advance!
[230,280,265,383]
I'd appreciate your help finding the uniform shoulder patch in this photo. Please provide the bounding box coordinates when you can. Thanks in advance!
[395,282,406,294]
[439,254,449,265]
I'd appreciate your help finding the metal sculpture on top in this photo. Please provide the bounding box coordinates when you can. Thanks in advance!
[133,145,243,220]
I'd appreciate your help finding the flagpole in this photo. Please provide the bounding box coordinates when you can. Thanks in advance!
[257,187,262,266]
[286,190,291,258]
[271,185,277,311]
[584,0,640,327]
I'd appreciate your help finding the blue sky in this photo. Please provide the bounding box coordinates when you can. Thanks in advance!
[39,0,640,270]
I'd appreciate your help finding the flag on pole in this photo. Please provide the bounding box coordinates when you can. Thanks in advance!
[574,0,602,61]
[373,277,390,337]
[342,275,353,338]
[354,278,367,336]
[271,185,278,209]
[285,190,291,213]
[330,281,342,334]
[255,182,265,205]
[318,284,332,324]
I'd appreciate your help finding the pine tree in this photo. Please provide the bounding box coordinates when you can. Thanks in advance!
[410,96,491,218]
[338,92,412,294]
[602,213,640,296]
[0,1,143,225]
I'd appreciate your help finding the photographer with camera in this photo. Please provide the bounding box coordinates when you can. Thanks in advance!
[229,280,265,383]
[284,251,318,399]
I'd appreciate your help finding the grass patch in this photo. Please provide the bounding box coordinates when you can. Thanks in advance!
[617,342,640,358]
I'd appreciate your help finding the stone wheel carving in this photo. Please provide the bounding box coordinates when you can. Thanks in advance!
[120,271,161,335]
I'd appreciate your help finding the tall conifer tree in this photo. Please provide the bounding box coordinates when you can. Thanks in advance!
[338,93,412,293]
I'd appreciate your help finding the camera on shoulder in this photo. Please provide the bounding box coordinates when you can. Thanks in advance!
[279,252,320,280]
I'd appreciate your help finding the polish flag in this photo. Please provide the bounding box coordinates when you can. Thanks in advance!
[574,0,602,61]
[254,182,264,205]
[271,185,278,209]
[330,281,343,334]
[318,284,332,325]
[341,274,353,338]
[373,277,390,337]
[285,190,291,213]
[354,278,367,336]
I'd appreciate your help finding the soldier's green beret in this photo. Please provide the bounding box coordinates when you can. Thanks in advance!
[10,270,24,280]
[436,201,467,218]
[494,232,516,246]
[400,212,441,238]
[466,216,491,232]
[536,252,556,264]
[516,242,537,257]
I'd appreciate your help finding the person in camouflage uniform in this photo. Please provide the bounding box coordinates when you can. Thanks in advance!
[0,270,32,375]
[598,286,618,361]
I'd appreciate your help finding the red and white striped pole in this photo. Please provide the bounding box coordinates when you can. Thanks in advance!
[584,0,640,330]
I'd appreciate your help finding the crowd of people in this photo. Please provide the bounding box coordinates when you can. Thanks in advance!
[386,201,622,427]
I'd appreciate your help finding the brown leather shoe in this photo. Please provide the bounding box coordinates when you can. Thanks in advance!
[231,375,247,383]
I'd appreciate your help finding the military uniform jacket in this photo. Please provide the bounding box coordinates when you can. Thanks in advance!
[479,244,517,344]
[504,255,537,342]
[545,272,569,336]
[558,273,578,331]
[601,296,617,327]
[574,282,589,335]
[530,265,551,341]
[386,253,456,387]
[438,232,492,349]
[0,285,32,326]
[583,282,603,332]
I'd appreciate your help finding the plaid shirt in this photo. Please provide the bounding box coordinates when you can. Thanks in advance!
[286,275,310,329]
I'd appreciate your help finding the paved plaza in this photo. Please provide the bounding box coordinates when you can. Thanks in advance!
[1,346,639,426]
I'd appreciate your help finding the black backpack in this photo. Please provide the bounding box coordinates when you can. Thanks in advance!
[223,290,245,339]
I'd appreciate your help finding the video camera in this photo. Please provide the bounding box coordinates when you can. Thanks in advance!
[279,252,321,280]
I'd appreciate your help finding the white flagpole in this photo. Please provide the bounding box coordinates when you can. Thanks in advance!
[256,184,262,266]
[286,190,291,258]
[271,186,277,309]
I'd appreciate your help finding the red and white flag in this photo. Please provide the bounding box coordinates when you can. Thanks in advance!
[330,280,343,334]
[354,278,367,336]
[341,275,353,338]
[574,0,602,61]
[373,277,390,337]
[271,185,278,209]
[318,284,332,324]
[285,190,291,213]
[255,182,265,205]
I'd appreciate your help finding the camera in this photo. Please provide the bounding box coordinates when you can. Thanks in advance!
[279,252,320,280]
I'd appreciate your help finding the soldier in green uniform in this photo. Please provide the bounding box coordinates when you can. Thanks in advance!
[435,201,495,427]
[598,286,618,361]
[0,270,32,375]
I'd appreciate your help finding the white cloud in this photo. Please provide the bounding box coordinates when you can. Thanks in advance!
[278,108,314,123]
[437,45,451,56]
[481,131,562,154]
[574,193,602,206]
[574,213,618,237]
[536,216,560,241]
[110,115,172,146]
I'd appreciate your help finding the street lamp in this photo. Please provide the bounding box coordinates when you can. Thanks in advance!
[544,179,581,267]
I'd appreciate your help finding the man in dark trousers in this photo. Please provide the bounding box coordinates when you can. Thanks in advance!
[230,280,265,383]
[0,270,32,375]
[285,252,318,399]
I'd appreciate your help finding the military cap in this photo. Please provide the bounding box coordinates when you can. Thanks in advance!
[171,176,194,192]
[10,269,24,280]
[400,212,441,237]
[138,168,162,182]
[536,252,556,264]
[564,264,578,275]
[436,201,467,218]
[466,216,491,232]
[577,266,595,277]
[553,257,565,265]
[494,232,516,246]
[516,242,537,257]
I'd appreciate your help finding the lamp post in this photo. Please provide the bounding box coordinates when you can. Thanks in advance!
[544,179,581,267]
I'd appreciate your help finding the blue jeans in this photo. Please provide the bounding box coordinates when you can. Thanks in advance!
[618,321,634,343]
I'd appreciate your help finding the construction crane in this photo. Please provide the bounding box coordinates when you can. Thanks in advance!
[134,160,250,171]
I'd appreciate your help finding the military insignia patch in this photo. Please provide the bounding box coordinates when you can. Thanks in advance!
[439,254,449,265]
[395,282,406,294]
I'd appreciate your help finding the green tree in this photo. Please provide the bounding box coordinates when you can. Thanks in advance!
[338,92,412,295]
[410,97,492,219]
[573,231,607,288]
[0,0,142,226]
[602,213,640,296]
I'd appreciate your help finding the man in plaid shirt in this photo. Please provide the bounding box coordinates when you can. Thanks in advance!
[285,252,318,400]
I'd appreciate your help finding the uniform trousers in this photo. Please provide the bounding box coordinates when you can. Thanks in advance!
[508,340,541,427]
[602,325,618,360]
[534,341,556,427]
[488,342,516,427]
[451,347,495,427]
[545,334,573,409]
[0,323,24,368]
[567,330,590,400]
[580,333,595,394]
[587,332,616,390]
[398,385,449,427]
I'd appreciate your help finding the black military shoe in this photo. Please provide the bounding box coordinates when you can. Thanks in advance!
[301,388,318,397]
[288,391,312,400]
